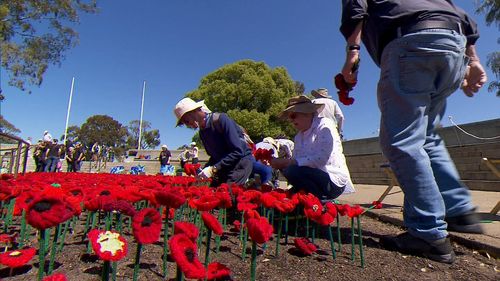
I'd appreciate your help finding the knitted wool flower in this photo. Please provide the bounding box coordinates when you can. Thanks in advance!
[174,221,200,241]
[372,201,383,209]
[168,234,206,279]
[42,272,68,281]
[154,189,186,209]
[189,195,221,212]
[346,205,364,218]
[88,229,128,262]
[293,238,317,255]
[132,208,162,244]
[201,212,223,236]
[247,217,274,244]
[0,248,36,268]
[206,262,231,281]
[26,194,74,230]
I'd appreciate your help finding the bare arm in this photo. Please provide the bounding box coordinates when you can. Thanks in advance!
[341,21,363,84]
[462,44,487,97]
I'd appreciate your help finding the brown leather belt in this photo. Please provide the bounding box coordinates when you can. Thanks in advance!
[398,20,462,37]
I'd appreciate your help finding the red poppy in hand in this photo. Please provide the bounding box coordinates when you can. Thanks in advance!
[206,262,231,281]
[334,73,356,105]
[294,237,317,255]
[247,217,274,244]
[0,247,36,268]
[132,208,162,244]
[88,229,128,262]
[254,148,273,163]
[26,194,74,230]
[174,221,200,241]
[201,212,223,236]
[168,234,206,279]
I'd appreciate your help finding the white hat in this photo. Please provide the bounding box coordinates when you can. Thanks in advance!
[262,137,278,150]
[174,98,205,126]
[161,144,167,149]
[44,130,49,134]
[190,142,196,146]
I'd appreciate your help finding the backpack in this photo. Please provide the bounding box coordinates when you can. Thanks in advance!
[212,113,254,147]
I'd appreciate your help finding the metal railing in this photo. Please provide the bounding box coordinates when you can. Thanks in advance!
[0,132,30,177]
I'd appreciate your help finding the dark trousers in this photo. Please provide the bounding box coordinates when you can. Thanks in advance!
[283,165,345,201]
[211,156,254,187]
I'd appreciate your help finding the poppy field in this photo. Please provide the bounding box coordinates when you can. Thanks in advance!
[0,172,498,281]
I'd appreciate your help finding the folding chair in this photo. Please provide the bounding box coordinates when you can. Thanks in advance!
[378,163,402,202]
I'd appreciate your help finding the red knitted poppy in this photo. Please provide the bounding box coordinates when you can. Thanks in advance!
[201,212,223,236]
[88,229,128,262]
[206,262,231,281]
[247,217,274,244]
[132,208,162,244]
[294,237,317,255]
[168,234,206,279]
[26,194,74,230]
[154,190,186,209]
[0,248,36,268]
[174,221,200,241]
[42,272,68,281]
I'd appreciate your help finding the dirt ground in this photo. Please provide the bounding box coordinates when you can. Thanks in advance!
[1,213,498,281]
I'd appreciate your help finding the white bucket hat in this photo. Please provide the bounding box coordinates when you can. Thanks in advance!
[161,144,168,149]
[174,98,205,127]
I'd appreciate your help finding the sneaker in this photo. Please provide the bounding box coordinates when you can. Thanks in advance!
[446,211,484,234]
[380,232,455,264]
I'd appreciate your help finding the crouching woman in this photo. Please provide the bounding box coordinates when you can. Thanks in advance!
[271,95,354,202]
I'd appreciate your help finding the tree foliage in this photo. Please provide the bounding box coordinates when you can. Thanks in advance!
[475,0,500,96]
[187,60,299,141]
[78,115,127,148]
[0,0,97,94]
[0,114,21,143]
[125,120,161,150]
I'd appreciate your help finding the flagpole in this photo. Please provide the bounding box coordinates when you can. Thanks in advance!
[63,77,75,146]
[137,80,146,150]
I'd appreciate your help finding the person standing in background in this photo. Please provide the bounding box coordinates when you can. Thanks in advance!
[311,88,345,137]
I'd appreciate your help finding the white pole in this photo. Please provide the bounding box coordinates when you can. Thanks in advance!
[63,77,75,146]
[137,80,146,150]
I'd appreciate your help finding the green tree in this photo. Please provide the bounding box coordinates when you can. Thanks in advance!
[0,114,21,143]
[187,59,298,140]
[125,120,161,150]
[475,0,500,96]
[0,0,98,95]
[59,125,80,145]
[78,115,127,149]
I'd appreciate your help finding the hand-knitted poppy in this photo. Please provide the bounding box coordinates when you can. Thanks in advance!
[237,202,258,212]
[231,220,241,232]
[273,198,296,214]
[26,194,74,230]
[101,199,137,217]
[336,204,351,216]
[214,190,232,209]
[243,209,261,221]
[132,208,162,244]
[297,193,322,209]
[346,205,364,218]
[13,191,35,216]
[174,221,199,241]
[189,195,220,212]
[237,190,262,204]
[293,238,317,255]
[42,272,68,281]
[246,217,274,244]
[260,192,278,209]
[168,234,206,279]
[254,148,273,163]
[154,190,186,209]
[88,229,128,262]
[201,212,223,236]
[372,201,383,209]
[206,262,231,281]
[0,233,17,246]
[324,202,338,218]
[0,247,36,268]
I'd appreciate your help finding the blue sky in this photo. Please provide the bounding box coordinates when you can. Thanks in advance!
[2,0,499,149]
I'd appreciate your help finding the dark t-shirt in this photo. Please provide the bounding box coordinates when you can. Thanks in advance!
[47,143,61,158]
[160,150,171,165]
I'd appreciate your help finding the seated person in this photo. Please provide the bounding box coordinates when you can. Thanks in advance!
[271,95,354,201]
[174,97,254,186]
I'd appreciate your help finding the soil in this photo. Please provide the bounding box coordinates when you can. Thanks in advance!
[1,213,498,281]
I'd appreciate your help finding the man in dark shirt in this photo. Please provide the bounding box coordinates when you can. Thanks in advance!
[340,1,488,264]
[159,144,172,174]
[45,139,61,172]
[174,97,254,187]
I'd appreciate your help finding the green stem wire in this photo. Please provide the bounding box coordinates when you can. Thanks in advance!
[102,260,111,281]
[275,212,282,256]
[336,214,342,251]
[58,221,69,253]
[162,216,170,278]
[239,212,245,243]
[87,212,98,254]
[351,217,355,262]
[241,227,248,260]
[204,229,212,267]
[132,243,143,281]
[3,198,15,232]
[37,229,47,281]
[328,226,337,260]
[250,242,257,281]
[19,209,27,248]
[48,225,60,274]
[284,214,289,245]
[357,216,365,268]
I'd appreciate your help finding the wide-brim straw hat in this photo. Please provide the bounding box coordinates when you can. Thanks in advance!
[279,95,324,119]
[311,88,331,99]
[262,137,278,150]
[174,98,205,127]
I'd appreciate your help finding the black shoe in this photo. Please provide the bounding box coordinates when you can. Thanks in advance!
[380,232,455,264]
[446,211,484,234]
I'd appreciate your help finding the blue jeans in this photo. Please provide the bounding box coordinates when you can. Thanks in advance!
[283,165,345,201]
[378,29,473,241]
[251,160,273,183]
[45,156,59,172]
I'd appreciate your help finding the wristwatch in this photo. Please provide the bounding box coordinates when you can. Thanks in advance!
[346,44,361,52]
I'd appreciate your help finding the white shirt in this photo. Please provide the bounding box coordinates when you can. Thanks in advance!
[190,146,199,158]
[293,116,355,194]
[275,138,294,159]
[43,132,52,142]
[312,98,345,132]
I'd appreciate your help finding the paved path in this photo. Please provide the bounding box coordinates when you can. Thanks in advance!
[336,184,500,258]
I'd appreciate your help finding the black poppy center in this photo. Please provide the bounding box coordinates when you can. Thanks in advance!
[71,190,81,196]
[184,248,195,262]
[141,215,153,227]
[33,200,52,212]
[100,190,111,196]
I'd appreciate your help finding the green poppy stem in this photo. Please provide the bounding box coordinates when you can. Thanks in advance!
[132,243,143,281]
[336,214,342,251]
[239,212,245,243]
[102,260,111,281]
[275,213,282,256]
[312,223,316,244]
[284,214,289,245]
[241,227,248,260]
[294,209,299,236]
[306,217,310,238]
[357,217,365,268]
[162,216,170,278]
[87,212,98,254]
[3,198,15,232]
[328,226,337,260]
[351,217,355,262]
[111,261,118,281]
[48,225,60,274]
[38,228,47,281]
[175,265,183,281]
[204,229,212,267]
[58,221,69,253]
[19,209,27,248]
[250,241,257,281]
